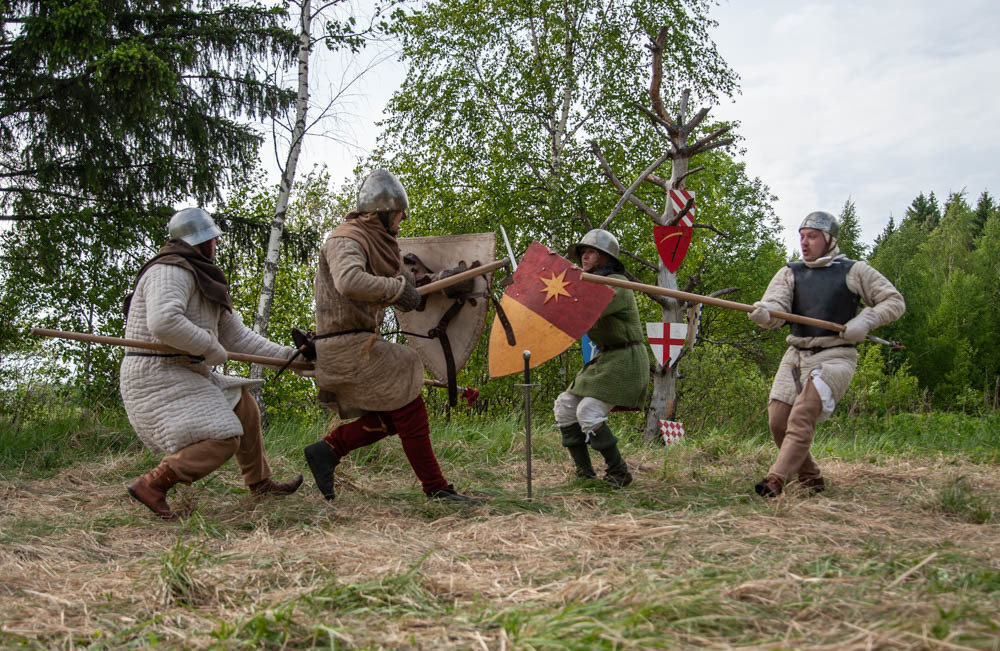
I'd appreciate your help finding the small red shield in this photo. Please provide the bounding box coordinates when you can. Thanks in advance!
[653,225,692,273]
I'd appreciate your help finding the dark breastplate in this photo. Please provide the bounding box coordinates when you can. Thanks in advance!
[788,259,859,337]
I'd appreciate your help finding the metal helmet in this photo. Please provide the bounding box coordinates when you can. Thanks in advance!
[799,211,839,240]
[357,169,409,213]
[569,228,621,263]
[167,207,222,246]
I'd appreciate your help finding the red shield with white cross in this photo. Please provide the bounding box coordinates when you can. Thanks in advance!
[669,189,695,226]
[653,225,692,273]
[659,420,685,445]
[646,321,688,367]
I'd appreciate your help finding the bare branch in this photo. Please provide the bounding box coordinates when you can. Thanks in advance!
[575,205,593,231]
[682,107,710,136]
[686,125,732,155]
[691,222,731,238]
[619,248,658,273]
[589,141,662,221]
[647,27,670,123]
[687,137,735,158]
[635,103,678,139]
[677,165,705,185]
[677,88,690,126]
[644,172,669,190]
[708,286,739,298]
[600,149,672,229]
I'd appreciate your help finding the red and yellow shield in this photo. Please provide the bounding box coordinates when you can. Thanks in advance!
[488,242,615,378]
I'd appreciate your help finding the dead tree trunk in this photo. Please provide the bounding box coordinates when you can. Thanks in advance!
[591,27,734,444]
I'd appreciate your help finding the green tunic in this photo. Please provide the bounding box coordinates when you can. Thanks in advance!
[567,274,649,408]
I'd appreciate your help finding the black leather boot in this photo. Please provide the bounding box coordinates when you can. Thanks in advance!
[559,424,596,478]
[590,423,633,488]
[304,441,340,500]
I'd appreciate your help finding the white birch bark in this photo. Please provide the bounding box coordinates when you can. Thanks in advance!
[250,0,312,382]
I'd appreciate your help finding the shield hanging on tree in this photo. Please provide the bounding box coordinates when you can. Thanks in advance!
[653,225,693,273]
[488,242,615,378]
[395,233,496,405]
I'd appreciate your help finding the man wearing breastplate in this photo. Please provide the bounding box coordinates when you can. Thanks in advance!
[748,211,905,497]
[121,208,303,520]
[552,228,649,488]
[302,169,484,504]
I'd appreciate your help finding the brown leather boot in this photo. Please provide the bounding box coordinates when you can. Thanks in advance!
[249,474,304,496]
[754,474,784,499]
[127,462,181,520]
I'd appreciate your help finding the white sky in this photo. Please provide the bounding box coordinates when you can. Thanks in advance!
[275,0,1000,254]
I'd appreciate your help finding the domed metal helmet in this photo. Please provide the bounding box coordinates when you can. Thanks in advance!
[799,211,839,240]
[357,169,409,213]
[569,228,621,263]
[167,207,222,246]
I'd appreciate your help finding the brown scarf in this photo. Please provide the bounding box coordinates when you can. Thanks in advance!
[124,239,234,319]
[329,212,402,277]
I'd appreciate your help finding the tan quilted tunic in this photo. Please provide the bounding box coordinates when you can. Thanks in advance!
[313,236,424,418]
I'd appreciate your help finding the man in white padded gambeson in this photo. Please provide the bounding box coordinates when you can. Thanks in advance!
[120,208,303,520]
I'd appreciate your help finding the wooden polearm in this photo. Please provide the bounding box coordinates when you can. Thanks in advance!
[415,257,510,296]
[581,273,846,333]
[32,328,489,390]
[31,328,315,370]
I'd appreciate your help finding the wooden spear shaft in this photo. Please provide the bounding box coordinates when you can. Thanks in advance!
[415,257,510,296]
[31,328,315,370]
[580,272,847,333]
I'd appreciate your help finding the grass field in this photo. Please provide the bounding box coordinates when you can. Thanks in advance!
[1,409,999,649]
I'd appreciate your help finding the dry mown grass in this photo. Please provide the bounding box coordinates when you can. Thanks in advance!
[2,443,999,649]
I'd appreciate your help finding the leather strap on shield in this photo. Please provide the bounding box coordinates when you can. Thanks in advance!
[395,233,497,407]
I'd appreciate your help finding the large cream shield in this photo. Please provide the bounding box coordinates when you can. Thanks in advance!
[395,233,496,404]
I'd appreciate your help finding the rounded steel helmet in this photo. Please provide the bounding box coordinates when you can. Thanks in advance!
[570,228,621,263]
[799,211,839,240]
[357,169,409,213]
[168,207,222,246]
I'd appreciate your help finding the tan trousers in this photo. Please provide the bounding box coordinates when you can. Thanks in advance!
[162,388,271,486]
[767,379,824,482]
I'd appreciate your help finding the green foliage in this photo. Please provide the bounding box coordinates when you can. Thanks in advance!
[1,0,297,215]
[843,343,921,417]
[868,189,1000,410]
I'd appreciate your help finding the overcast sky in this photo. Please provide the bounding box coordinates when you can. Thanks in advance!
[284,0,1000,254]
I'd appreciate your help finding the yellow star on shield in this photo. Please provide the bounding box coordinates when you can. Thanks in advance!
[539,269,572,303]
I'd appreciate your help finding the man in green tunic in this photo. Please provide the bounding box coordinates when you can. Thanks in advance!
[553,229,649,487]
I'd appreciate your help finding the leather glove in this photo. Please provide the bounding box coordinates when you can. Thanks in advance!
[393,275,421,312]
[202,340,228,366]
[842,307,876,343]
[748,302,773,327]
[434,261,475,298]
[291,328,317,361]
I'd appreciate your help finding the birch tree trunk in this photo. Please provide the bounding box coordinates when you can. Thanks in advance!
[250,0,311,388]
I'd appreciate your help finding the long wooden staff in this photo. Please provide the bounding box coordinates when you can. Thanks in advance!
[30,328,316,370]
[415,257,510,295]
[580,273,901,348]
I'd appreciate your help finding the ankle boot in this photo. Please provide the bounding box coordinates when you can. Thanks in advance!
[590,424,633,488]
[127,462,181,520]
[426,485,487,504]
[566,444,597,478]
[754,474,784,498]
[249,474,304,496]
[304,441,340,500]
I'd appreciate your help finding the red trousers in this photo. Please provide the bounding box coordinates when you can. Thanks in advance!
[323,395,449,495]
